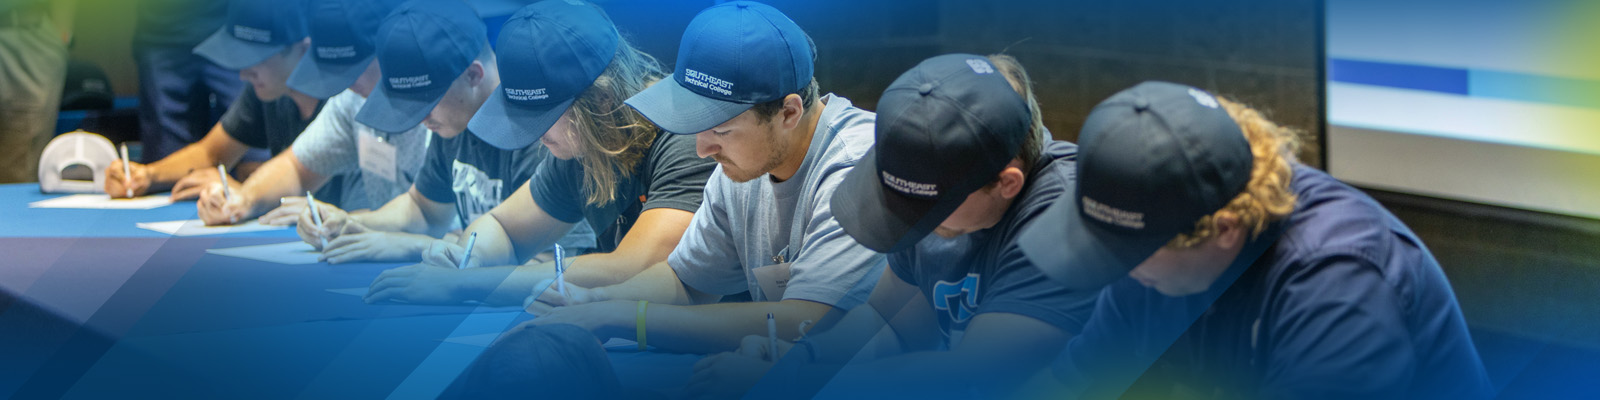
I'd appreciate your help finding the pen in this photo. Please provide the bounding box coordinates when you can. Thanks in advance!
[119,143,131,198]
[307,191,327,249]
[554,243,567,298]
[767,313,779,361]
[459,232,478,269]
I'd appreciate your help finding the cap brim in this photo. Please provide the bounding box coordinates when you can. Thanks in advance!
[356,78,448,133]
[193,28,288,71]
[288,55,374,99]
[1017,194,1173,291]
[832,147,965,253]
[624,74,752,135]
[466,88,573,150]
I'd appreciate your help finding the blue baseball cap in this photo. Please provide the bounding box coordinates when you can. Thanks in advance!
[356,0,487,133]
[834,54,1031,253]
[623,1,813,134]
[1018,81,1253,291]
[287,0,405,99]
[193,0,309,70]
[467,0,619,150]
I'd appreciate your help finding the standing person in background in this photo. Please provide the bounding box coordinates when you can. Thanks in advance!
[133,0,257,165]
[0,0,72,183]
[105,0,340,203]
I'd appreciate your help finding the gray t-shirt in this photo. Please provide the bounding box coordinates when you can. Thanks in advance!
[668,94,885,310]
[291,90,430,211]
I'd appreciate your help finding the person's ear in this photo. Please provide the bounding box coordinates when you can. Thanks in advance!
[1211,211,1246,250]
[780,93,804,130]
[464,61,485,86]
[995,164,1025,200]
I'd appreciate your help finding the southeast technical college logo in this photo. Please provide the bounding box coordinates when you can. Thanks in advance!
[932,273,981,326]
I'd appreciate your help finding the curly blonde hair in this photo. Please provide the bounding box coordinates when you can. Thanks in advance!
[1165,97,1302,248]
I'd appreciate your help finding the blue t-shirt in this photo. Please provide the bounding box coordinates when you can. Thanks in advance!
[526,130,714,254]
[1055,165,1491,400]
[889,141,1097,347]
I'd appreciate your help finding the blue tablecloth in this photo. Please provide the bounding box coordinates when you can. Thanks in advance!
[0,183,700,398]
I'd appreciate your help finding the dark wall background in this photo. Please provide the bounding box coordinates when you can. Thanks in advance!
[599,0,1323,166]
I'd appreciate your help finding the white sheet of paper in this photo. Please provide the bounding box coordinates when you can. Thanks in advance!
[29,194,172,210]
[325,287,410,304]
[438,332,638,350]
[206,241,321,265]
[136,219,287,236]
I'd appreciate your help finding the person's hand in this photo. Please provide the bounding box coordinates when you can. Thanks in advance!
[104,159,151,198]
[297,199,352,250]
[523,276,604,313]
[686,351,776,400]
[365,262,467,304]
[171,168,234,201]
[257,196,307,226]
[734,334,796,361]
[196,182,252,226]
[319,229,434,264]
[521,299,633,339]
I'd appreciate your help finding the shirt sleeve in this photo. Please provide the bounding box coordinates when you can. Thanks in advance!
[290,92,360,178]
[667,171,750,296]
[412,131,457,204]
[1257,255,1415,399]
[526,155,586,224]
[1051,278,1175,399]
[973,243,1098,335]
[640,133,716,213]
[220,85,269,148]
[780,164,887,310]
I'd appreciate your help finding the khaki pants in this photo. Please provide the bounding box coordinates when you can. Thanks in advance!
[0,11,68,183]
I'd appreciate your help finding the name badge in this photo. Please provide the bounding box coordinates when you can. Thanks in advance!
[358,133,398,183]
[752,262,792,301]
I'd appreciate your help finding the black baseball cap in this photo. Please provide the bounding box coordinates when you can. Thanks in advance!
[466,0,619,150]
[833,54,1032,253]
[193,0,309,70]
[1018,81,1253,291]
[356,0,487,133]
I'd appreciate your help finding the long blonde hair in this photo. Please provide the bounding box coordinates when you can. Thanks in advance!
[1166,97,1302,248]
[562,32,666,207]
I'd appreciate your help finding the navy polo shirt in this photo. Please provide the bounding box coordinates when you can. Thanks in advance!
[1054,165,1491,400]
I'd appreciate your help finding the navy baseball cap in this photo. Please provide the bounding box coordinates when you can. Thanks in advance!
[357,0,487,133]
[834,54,1031,253]
[623,1,813,134]
[287,0,404,99]
[1019,81,1253,291]
[193,0,309,70]
[467,0,618,150]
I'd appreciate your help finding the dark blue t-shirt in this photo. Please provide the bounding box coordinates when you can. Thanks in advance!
[527,131,714,254]
[1055,165,1491,400]
[416,130,546,230]
[889,141,1098,347]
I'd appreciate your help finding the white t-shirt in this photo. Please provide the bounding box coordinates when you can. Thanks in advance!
[290,90,430,210]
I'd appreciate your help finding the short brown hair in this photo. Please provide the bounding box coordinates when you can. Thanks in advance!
[749,78,821,123]
[987,54,1044,175]
[1165,97,1302,248]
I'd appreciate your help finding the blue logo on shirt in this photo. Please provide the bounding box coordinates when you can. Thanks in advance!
[933,273,981,325]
